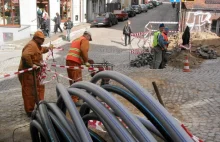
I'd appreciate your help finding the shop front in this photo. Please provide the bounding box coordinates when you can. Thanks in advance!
[0,0,87,44]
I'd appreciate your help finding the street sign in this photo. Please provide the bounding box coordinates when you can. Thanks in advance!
[170,0,180,2]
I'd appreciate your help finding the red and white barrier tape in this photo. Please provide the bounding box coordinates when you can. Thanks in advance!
[51,64,102,72]
[175,118,203,142]
[0,67,37,79]
[130,31,150,37]
[150,29,178,33]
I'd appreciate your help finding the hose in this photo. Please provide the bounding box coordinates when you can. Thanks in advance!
[38,102,59,142]
[90,70,193,142]
[66,88,136,142]
[64,113,108,142]
[81,102,164,141]
[56,83,93,142]
[46,103,80,141]
[70,81,157,142]
[48,111,75,142]
[81,111,121,142]
[30,120,48,142]
[88,129,106,142]
[101,84,164,140]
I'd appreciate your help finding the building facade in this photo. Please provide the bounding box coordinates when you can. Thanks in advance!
[0,0,87,43]
[87,0,105,22]
[181,0,220,35]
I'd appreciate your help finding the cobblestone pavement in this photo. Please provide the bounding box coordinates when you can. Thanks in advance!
[0,3,220,142]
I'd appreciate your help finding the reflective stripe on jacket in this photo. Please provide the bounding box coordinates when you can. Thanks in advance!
[66,36,86,64]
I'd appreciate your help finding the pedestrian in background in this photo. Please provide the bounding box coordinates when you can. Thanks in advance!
[66,31,92,106]
[123,21,132,46]
[54,12,63,34]
[42,13,50,38]
[182,26,190,46]
[37,7,42,29]
[18,31,54,117]
[159,27,170,69]
[152,23,165,69]
[64,17,73,42]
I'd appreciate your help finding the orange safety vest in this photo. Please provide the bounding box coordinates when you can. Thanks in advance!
[162,32,168,47]
[66,36,86,64]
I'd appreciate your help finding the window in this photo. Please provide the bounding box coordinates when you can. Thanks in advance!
[92,0,96,13]
[60,0,71,21]
[0,0,20,26]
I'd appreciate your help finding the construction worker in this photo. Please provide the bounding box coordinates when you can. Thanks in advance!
[159,27,170,69]
[18,31,54,117]
[152,23,165,69]
[66,31,92,106]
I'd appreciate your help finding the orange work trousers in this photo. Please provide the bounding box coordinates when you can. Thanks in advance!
[18,70,45,113]
[66,60,82,102]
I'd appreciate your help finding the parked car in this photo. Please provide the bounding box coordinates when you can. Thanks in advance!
[146,3,154,9]
[155,0,163,5]
[140,4,148,12]
[114,10,129,21]
[124,7,136,17]
[93,12,118,27]
[148,1,157,7]
[131,5,142,14]
[153,0,160,6]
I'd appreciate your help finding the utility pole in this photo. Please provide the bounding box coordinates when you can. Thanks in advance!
[179,1,182,32]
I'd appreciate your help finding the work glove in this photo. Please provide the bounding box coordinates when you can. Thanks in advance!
[49,44,55,50]
[32,64,41,70]
[33,64,40,68]
[85,62,91,67]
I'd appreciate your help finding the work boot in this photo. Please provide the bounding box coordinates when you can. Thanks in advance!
[75,99,83,107]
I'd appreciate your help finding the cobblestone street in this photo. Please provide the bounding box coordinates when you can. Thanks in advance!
[0,3,220,142]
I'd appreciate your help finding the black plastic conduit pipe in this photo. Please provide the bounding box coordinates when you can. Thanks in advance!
[70,81,157,142]
[66,88,136,142]
[101,84,164,140]
[46,103,80,141]
[90,70,193,142]
[56,83,93,142]
[38,102,59,142]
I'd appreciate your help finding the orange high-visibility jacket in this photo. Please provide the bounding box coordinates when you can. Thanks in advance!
[162,32,168,47]
[66,36,88,64]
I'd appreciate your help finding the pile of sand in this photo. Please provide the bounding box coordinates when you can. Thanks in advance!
[168,31,220,51]
[168,50,204,69]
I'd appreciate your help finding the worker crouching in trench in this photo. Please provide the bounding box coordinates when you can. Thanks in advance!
[18,31,54,117]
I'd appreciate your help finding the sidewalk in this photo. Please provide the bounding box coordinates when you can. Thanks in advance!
[0,23,91,73]
[0,23,91,51]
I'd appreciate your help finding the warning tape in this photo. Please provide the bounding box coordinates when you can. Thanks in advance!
[130,31,150,37]
[51,64,104,71]
[0,67,37,79]
[175,118,204,142]
[149,29,178,33]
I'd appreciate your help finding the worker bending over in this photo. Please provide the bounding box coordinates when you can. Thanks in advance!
[66,31,92,106]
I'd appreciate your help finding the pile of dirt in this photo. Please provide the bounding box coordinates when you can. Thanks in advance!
[167,31,220,51]
[168,50,204,69]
